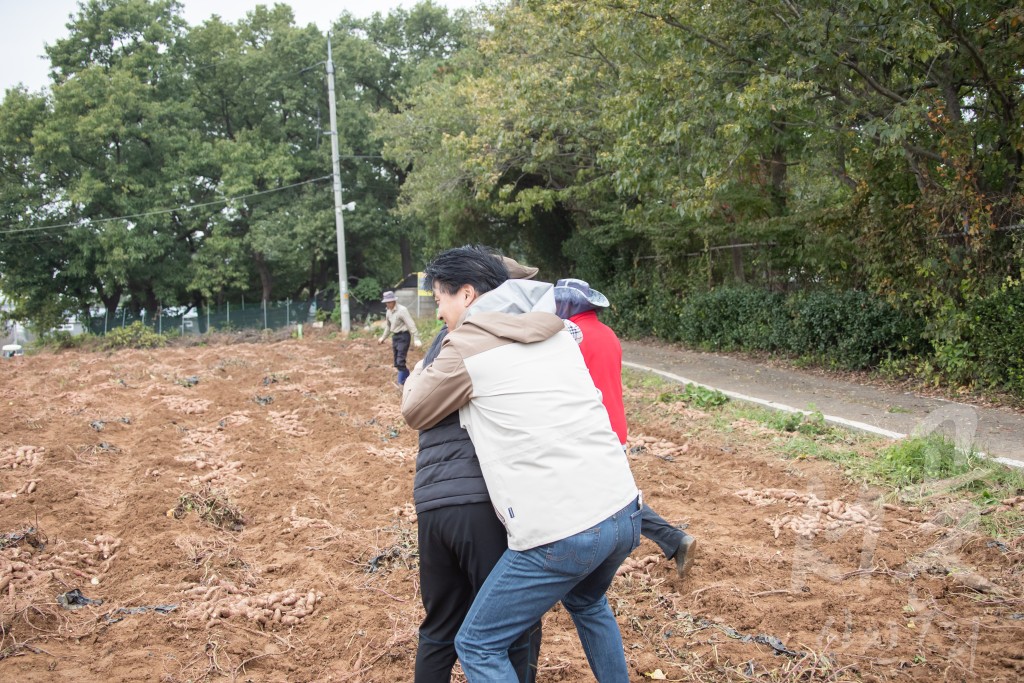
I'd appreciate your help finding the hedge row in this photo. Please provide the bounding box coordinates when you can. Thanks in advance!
[946,280,1024,396]
[603,280,1024,397]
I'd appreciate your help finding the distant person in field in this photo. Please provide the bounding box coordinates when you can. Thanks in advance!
[553,278,698,578]
[402,246,640,683]
[378,290,421,386]
[409,250,541,683]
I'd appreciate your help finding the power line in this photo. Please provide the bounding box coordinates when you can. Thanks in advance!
[0,175,332,237]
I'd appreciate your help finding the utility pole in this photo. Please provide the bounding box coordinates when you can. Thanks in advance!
[327,34,351,334]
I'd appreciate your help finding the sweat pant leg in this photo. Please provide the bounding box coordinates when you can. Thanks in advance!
[415,503,541,683]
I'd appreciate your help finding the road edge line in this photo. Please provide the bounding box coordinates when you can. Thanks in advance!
[622,361,1024,470]
[623,361,904,440]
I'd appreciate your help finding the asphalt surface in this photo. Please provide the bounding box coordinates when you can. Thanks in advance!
[622,341,1024,468]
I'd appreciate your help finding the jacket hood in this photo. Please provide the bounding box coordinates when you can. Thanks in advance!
[458,279,562,343]
[465,279,555,318]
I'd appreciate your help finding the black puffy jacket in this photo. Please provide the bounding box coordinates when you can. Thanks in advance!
[412,327,491,514]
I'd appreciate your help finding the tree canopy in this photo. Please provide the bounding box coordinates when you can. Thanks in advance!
[2,0,1021,393]
[0,0,479,325]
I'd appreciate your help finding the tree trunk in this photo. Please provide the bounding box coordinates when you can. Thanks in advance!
[730,237,745,284]
[99,289,122,320]
[254,252,273,302]
[769,145,787,214]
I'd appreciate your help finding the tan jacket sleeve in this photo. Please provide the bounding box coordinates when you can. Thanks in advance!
[379,310,393,340]
[401,340,473,430]
[397,307,419,339]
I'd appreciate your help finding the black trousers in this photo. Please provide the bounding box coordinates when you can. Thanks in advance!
[392,331,411,372]
[415,502,541,683]
[642,503,688,558]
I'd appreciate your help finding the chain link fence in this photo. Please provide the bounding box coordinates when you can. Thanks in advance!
[86,300,315,336]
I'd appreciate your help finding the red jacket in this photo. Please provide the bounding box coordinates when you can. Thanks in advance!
[571,310,628,445]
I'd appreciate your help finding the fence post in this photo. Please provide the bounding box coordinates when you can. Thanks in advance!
[158,303,162,335]
[104,311,108,335]
[286,300,290,326]
[206,305,210,334]
[263,299,268,330]
[227,302,230,328]
[122,308,126,328]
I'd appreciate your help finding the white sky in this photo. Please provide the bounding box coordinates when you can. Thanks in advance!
[1,0,486,93]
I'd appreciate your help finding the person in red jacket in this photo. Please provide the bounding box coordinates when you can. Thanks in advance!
[554,278,698,578]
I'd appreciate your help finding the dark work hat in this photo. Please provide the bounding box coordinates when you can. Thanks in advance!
[498,255,539,280]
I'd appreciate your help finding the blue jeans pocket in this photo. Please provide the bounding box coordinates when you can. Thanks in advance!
[542,527,601,577]
[629,506,642,551]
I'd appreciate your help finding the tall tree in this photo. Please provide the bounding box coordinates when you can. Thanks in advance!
[181,4,330,304]
[0,88,68,329]
[386,0,1022,298]
[332,1,479,279]
[12,0,194,319]
[379,2,623,276]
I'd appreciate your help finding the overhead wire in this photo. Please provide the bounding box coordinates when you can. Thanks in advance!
[0,175,333,238]
[0,148,392,242]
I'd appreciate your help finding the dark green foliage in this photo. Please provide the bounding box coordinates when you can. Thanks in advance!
[656,383,729,409]
[941,281,1024,395]
[784,289,927,369]
[675,288,788,352]
[612,285,924,371]
[102,321,167,350]
[603,271,686,342]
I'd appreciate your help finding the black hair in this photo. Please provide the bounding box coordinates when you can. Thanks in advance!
[425,245,509,296]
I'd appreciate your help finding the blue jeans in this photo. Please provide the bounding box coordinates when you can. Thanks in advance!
[455,496,642,682]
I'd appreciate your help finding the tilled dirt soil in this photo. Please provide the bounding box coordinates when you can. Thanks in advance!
[0,333,1021,682]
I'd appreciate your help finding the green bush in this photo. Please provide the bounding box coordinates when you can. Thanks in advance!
[614,284,920,370]
[676,288,788,351]
[871,434,979,488]
[656,383,730,408]
[963,279,1024,395]
[351,277,383,306]
[35,330,92,351]
[784,289,925,369]
[602,273,1024,399]
[918,278,1024,397]
[604,273,685,341]
[102,321,167,350]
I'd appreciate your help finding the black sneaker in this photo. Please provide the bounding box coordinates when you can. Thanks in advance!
[674,535,697,579]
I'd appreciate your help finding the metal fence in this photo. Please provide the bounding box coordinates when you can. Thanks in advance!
[87,299,315,336]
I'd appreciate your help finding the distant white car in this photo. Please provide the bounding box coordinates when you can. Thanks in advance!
[2,344,24,359]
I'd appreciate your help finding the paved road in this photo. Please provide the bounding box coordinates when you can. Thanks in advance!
[622,341,1024,468]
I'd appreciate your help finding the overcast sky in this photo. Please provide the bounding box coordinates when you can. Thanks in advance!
[1,0,486,93]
